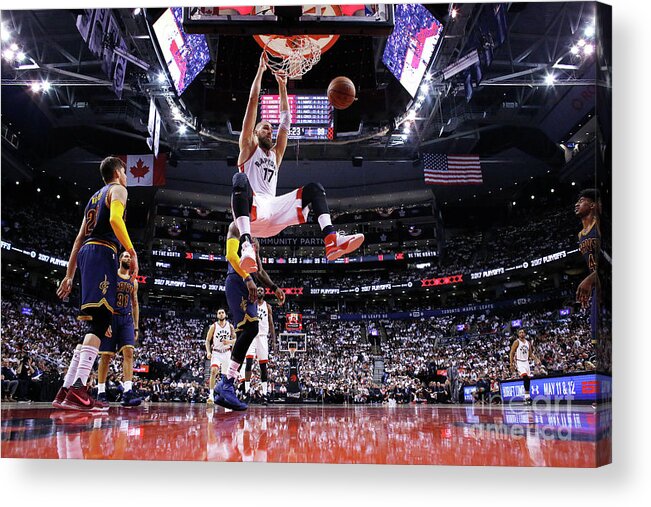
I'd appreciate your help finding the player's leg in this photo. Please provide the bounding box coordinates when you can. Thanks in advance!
[231,172,257,271]
[207,363,219,404]
[257,334,270,403]
[216,277,259,410]
[120,345,141,407]
[53,344,82,408]
[244,338,256,395]
[301,182,365,260]
[96,352,113,402]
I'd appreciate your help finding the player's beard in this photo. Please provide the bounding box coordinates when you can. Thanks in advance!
[257,133,272,150]
[120,261,130,270]
[218,317,225,322]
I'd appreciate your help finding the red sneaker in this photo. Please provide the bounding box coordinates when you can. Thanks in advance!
[61,386,109,412]
[325,232,365,261]
[52,387,69,409]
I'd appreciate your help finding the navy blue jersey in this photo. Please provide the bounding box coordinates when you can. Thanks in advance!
[82,183,121,250]
[115,273,135,316]
[578,219,600,273]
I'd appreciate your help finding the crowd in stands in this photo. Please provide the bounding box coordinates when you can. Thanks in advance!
[2,290,601,405]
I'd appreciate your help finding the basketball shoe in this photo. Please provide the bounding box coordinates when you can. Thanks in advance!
[214,376,248,411]
[325,231,365,261]
[52,387,69,409]
[239,241,257,273]
[62,386,109,412]
[121,390,142,407]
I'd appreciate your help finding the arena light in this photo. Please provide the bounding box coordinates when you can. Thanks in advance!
[133,8,142,15]
[571,181,576,186]
[512,201,516,206]
[15,181,19,185]
[3,48,14,61]
[530,195,535,200]
[157,73,166,83]
[583,44,594,56]
[16,51,25,62]
[41,81,51,92]
[544,73,556,86]
[1,24,10,42]
[570,45,580,55]
[577,38,586,48]
[450,7,458,19]
[407,110,416,121]
[56,194,60,199]
[30,81,41,92]
[584,24,595,37]
[36,187,41,192]
[179,125,188,134]
[550,188,555,193]
[9,42,18,51]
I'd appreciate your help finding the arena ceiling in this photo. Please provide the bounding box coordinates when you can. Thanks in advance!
[1,3,598,208]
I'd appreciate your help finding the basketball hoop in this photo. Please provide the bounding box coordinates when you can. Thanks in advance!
[256,34,327,79]
[288,341,298,358]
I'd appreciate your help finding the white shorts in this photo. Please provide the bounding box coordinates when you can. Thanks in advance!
[516,360,531,377]
[246,333,269,362]
[250,189,310,238]
[211,349,231,372]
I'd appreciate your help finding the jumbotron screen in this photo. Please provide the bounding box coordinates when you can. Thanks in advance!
[260,94,334,140]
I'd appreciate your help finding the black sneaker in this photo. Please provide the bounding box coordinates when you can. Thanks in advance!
[121,390,142,407]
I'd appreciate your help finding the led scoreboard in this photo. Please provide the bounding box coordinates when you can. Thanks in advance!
[260,94,334,140]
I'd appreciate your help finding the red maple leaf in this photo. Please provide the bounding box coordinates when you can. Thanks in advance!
[130,158,150,182]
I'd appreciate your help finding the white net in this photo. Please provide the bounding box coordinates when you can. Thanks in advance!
[263,35,322,79]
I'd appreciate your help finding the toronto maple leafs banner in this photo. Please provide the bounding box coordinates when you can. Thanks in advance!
[119,154,167,187]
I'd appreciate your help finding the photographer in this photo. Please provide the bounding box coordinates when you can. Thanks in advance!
[1,358,19,401]
[16,353,35,401]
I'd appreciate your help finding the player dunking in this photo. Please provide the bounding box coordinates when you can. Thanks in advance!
[54,156,138,411]
[97,251,141,407]
[232,52,364,274]
[205,308,236,405]
[575,188,601,344]
[243,287,277,403]
[510,329,538,405]
[215,223,285,411]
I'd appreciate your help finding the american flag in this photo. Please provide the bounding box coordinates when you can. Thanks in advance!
[422,154,483,185]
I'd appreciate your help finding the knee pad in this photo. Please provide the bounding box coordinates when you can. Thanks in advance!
[303,181,326,198]
[232,172,249,191]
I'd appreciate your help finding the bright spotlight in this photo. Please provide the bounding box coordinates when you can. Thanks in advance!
[583,44,594,56]
[450,8,458,19]
[577,38,586,47]
[584,25,595,37]
[41,81,51,92]
[16,51,25,62]
[3,49,14,61]
[570,45,579,55]
[179,125,188,134]
[133,8,142,16]
[544,74,556,86]
[30,81,41,92]
[157,73,166,83]
[407,110,416,121]
[10,42,18,51]
[530,195,535,200]
[1,25,10,42]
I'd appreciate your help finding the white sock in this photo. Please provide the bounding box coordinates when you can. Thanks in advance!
[63,345,82,388]
[227,360,241,380]
[97,383,106,394]
[74,344,98,386]
[318,214,333,231]
[124,380,133,392]
[235,216,251,238]
[245,381,250,393]
[262,382,268,395]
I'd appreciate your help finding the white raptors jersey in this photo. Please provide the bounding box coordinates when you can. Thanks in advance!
[239,146,278,197]
[257,302,270,337]
[515,339,530,362]
[213,321,232,351]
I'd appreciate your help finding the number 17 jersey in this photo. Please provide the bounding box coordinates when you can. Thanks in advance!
[239,146,278,197]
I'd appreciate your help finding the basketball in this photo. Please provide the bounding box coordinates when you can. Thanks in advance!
[327,76,356,109]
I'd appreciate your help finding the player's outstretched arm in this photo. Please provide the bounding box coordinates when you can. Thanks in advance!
[239,52,268,163]
[57,217,87,300]
[274,72,289,167]
[108,185,138,280]
[253,247,285,305]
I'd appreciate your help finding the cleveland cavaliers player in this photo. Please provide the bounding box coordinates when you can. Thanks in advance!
[232,52,365,274]
[509,329,538,405]
[205,308,236,405]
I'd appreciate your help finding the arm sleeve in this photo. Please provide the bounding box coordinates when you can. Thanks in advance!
[226,238,250,280]
[279,109,291,132]
[109,200,134,252]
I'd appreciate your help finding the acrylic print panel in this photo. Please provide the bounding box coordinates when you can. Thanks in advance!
[0,1,611,468]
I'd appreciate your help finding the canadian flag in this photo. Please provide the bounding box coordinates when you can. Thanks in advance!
[119,154,167,187]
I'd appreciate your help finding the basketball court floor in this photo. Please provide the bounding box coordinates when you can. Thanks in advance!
[1,403,610,466]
